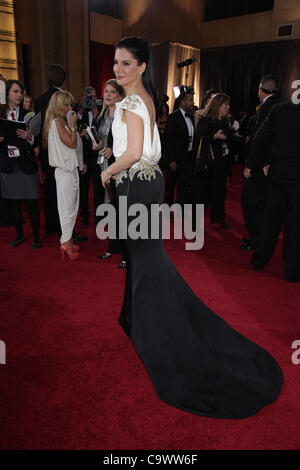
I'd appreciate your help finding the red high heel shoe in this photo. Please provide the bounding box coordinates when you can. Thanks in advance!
[72,244,80,253]
[60,243,79,261]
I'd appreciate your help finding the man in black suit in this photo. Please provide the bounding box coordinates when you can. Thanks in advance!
[241,75,280,251]
[34,64,66,236]
[163,86,196,206]
[248,100,300,282]
[77,86,101,225]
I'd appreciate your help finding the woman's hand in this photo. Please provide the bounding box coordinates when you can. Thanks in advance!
[92,139,103,151]
[214,129,226,140]
[16,128,32,141]
[101,147,113,159]
[0,137,4,143]
[81,163,88,175]
[243,167,251,179]
[101,168,112,188]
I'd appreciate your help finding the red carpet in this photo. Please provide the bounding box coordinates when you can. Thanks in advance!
[0,164,299,450]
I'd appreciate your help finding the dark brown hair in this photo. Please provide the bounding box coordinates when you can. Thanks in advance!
[116,36,158,113]
[0,79,25,117]
[47,64,66,88]
[206,93,230,123]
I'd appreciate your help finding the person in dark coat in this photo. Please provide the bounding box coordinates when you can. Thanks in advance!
[34,64,66,236]
[247,100,300,282]
[76,86,101,226]
[194,93,243,229]
[241,75,280,250]
[0,80,41,248]
[0,73,13,227]
[163,86,196,207]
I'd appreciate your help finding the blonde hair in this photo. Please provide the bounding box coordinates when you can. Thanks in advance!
[99,79,125,119]
[43,90,75,147]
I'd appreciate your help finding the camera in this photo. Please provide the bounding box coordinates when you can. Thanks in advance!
[81,94,103,111]
[81,87,103,111]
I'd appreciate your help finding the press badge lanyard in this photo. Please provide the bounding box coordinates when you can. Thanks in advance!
[7,108,21,158]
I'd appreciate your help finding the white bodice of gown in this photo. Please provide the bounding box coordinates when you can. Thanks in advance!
[112,94,161,167]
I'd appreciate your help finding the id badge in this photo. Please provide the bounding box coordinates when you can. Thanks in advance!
[8,146,20,158]
[97,153,104,165]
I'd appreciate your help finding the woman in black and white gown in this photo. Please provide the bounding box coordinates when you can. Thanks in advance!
[100,37,283,419]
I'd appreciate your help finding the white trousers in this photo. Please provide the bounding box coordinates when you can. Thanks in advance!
[55,167,79,244]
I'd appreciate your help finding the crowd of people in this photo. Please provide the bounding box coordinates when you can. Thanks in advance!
[0,63,299,282]
[158,75,300,282]
[0,66,127,266]
[2,35,298,421]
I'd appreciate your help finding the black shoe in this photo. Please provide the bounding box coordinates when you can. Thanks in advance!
[72,233,88,242]
[10,236,25,247]
[98,252,113,259]
[240,243,255,251]
[219,222,230,229]
[285,276,300,283]
[118,260,127,269]
[251,260,264,271]
[32,240,43,250]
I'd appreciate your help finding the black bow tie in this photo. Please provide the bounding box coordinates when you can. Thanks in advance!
[185,113,192,120]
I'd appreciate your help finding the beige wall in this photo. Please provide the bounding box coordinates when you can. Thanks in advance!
[122,0,204,48]
[0,0,18,81]
[91,0,300,50]
[271,0,300,40]
[63,0,90,100]
[201,0,300,48]
[90,0,204,48]
[10,0,300,102]
[201,11,273,48]
[90,12,123,45]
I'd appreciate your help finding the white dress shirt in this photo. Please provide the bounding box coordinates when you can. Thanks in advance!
[179,107,194,151]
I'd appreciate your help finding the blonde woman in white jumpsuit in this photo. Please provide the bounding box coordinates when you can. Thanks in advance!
[44,90,80,260]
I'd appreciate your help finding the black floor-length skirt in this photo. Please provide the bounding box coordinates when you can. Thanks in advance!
[116,169,283,419]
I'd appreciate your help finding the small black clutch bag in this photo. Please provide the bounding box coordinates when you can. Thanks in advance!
[105,178,116,201]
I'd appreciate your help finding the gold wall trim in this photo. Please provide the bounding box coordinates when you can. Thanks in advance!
[0,57,17,63]
[0,29,16,37]
[0,0,18,79]
[0,1,14,6]
[0,0,14,13]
